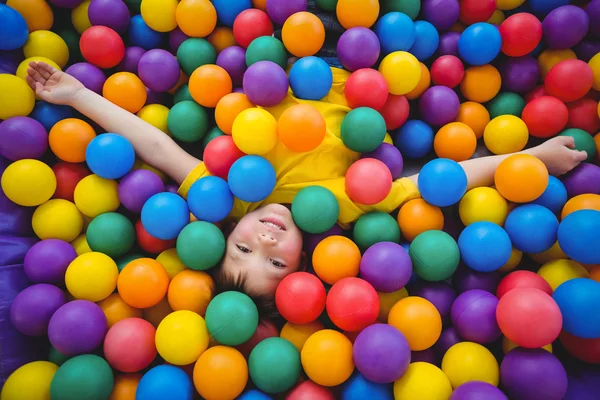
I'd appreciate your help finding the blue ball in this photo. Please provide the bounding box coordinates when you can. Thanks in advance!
[418,158,468,207]
[504,204,558,254]
[528,0,570,15]
[228,155,276,202]
[237,389,274,400]
[553,278,600,339]
[558,210,600,265]
[85,133,135,179]
[128,15,163,50]
[530,176,567,214]
[0,4,28,51]
[458,23,502,66]
[409,21,439,61]
[393,120,434,159]
[289,56,333,101]
[187,176,234,223]
[30,102,74,132]
[212,0,252,26]
[375,12,416,54]
[342,373,393,400]
[136,365,194,400]
[458,222,512,272]
[141,192,190,240]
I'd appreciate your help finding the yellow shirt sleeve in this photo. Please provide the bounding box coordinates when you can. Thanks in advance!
[178,162,209,198]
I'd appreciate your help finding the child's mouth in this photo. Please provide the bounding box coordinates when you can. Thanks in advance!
[260,218,286,231]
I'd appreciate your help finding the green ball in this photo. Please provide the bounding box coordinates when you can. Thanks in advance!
[57,28,81,63]
[48,346,71,367]
[249,337,301,394]
[315,0,338,11]
[381,0,421,19]
[205,291,259,346]
[410,230,459,281]
[86,212,135,258]
[176,221,225,270]
[291,186,340,234]
[246,36,288,69]
[353,212,401,250]
[488,92,525,119]
[177,38,217,76]
[341,107,387,152]
[50,354,114,400]
[558,128,597,162]
[168,101,209,143]
[173,84,194,104]
[116,253,144,272]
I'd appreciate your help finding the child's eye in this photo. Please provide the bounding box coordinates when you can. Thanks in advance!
[236,245,251,253]
[271,259,286,268]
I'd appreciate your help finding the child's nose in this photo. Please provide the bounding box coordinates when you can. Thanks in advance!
[258,232,277,245]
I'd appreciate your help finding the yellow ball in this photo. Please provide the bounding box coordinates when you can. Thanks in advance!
[538,49,577,79]
[529,241,568,265]
[1,159,56,207]
[71,0,91,34]
[71,234,92,255]
[383,133,393,145]
[538,259,589,291]
[487,10,505,25]
[379,51,421,95]
[0,74,35,120]
[141,0,178,32]
[1,361,58,400]
[280,320,324,352]
[137,104,170,134]
[73,174,120,218]
[484,115,529,155]
[496,0,525,10]
[441,342,500,389]
[301,329,354,387]
[32,199,83,242]
[23,31,70,68]
[155,310,210,365]
[498,248,523,274]
[156,248,186,280]
[393,362,452,400]
[378,287,408,322]
[65,252,118,302]
[232,108,278,155]
[459,187,509,226]
[502,336,552,354]
[589,53,600,91]
[16,56,62,82]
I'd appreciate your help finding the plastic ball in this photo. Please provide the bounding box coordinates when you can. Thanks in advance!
[1,361,58,400]
[562,194,600,219]
[280,320,324,352]
[461,64,502,103]
[248,337,300,394]
[420,86,460,127]
[562,163,600,198]
[487,92,525,119]
[341,108,386,153]
[341,373,393,400]
[288,56,332,101]
[397,198,443,241]
[65,252,118,302]
[203,135,245,179]
[543,5,589,49]
[10,284,65,337]
[167,101,209,143]
[49,355,114,400]
[98,293,142,329]
[236,319,279,358]
[176,0,216,38]
[281,11,325,57]
[431,55,464,88]
[456,101,490,139]
[313,235,361,285]
[434,122,476,161]
[337,27,380,71]
[1,159,55,207]
[393,362,452,400]
[175,39,215,76]
[326,277,379,332]
[497,270,552,299]
[32,199,83,242]
[458,22,501,65]
[458,222,512,272]
[459,187,508,226]
[458,0,495,24]
[450,290,501,344]
[118,169,164,213]
[559,330,600,364]
[360,242,412,293]
[231,108,277,155]
[118,258,169,308]
[494,154,549,203]
[232,8,272,49]
[245,35,287,69]
[228,155,276,202]
[135,224,174,255]
[48,300,107,356]
[301,329,354,387]
[0,3,28,51]
[186,176,233,223]
[442,342,499,389]
[155,310,209,366]
[530,176,567,215]
[545,59,594,103]
[345,158,392,205]
[388,297,442,351]
[352,212,399,251]
[394,119,434,158]
[137,104,169,133]
[80,26,124,68]
[176,221,225,271]
[137,49,180,93]
[567,98,600,134]
[375,12,416,54]
[141,192,189,240]
[418,158,467,207]
[85,134,134,179]
[23,30,68,69]
[103,72,147,113]
[30,101,74,132]
[553,277,600,338]
[73,174,119,218]
[214,93,252,135]
[537,259,588,292]
[521,96,568,138]
[103,318,156,373]
[410,281,456,324]
[136,365,193,400]
[205,291,258,345]
[291,186,339,234]
[336,0,379,29]
[378,51,421,95]
[362,143,404,180]
[275,272,326,324]
[410,20,439,61]
[410,230,459,281]
[189,64,232,108]
[345,69,388,110]
[559,128,597,162]
[193,346,248,399]
[499,13,542,57]
[24,239,75,285]
[87,0,130,33]
[107,373,141,400]
[277,104,326,153]
[505,205,558,253]
[87,212,135,258]
[484,115,529,155]
[0,72,34,120]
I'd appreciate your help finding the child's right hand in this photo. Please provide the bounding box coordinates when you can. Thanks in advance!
[26,62,85,106]
[527,136,589,176]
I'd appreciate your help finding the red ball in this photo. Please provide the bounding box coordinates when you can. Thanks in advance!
[233,9,274,48]
[521,96,568,138]
[326,277,379,332]
[496,270,553,299]
[496,288,562,349]
[499,13,543,57]
[559,331,600,364]
[52,162,90,202]
[287,381,335,400]
[203,135,245,180]
[567,98,600,134]
[431,55,465,88]
[344,69,389,110]
[379,94,410,130]
[235,319,279,358]
[135,220,176,254]
[345,158,392,206]
[545,59,594,103]
[525,85,547,103]
[80,26,125,69]
[459,0,496,25]
[103,318,157,373]
[275,272,326,324]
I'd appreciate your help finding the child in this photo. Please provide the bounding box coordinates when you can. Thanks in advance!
[26,61,587,317]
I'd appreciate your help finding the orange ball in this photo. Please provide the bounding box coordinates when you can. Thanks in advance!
[561,194,600,220]
[49,118,96,163]
[117,258,169,308]
[461,65,502,103]
[397,198,444,242]
[590,266,600,282]
[207,27,236,54]
[312,236,361,285]
[388,296,442,351]
[109,373,141,400]
[215,93,254,135]
[280,320,324,352]
[277,104,326,152]
[252,0,267,10]
[282,12,325,57]
[142,297,173,328]
[176,0,217,38]
[103,72,147,113]
[494,154,549,203]
[336,0,380,29]
[406,63,431,100]
[301,329,354,387]
[98,293,143,328]
[456,101,490,139]
[193,346,248,400]
[189,64,232,108]
[434,122,477,162]
[167,270,215,316]
[594,133,600,161]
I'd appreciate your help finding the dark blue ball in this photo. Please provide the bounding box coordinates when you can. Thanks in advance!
[342,373,393,400]
[409,21,439,61]
[85,133,135,179]
[128,15,163,50]
[558,209,600,265]
[212,0,252,26]
[504,204,558,254]
[529,0,570,15]
[30,102,74,132]
[394,120,434,159]
[375,12,416,54]
[531,176,567,214]
[289,56,333,101]
[553,278,600,339]
[418,158,467,207]
[187,176,234,223]
[136,365,194,400]
[141,192,190,240]
[228,155,276,202]
[458,22,502,66]
[458,222,512,272]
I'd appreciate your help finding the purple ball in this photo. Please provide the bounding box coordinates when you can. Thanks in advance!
[118,169,165,213]
[453,266,501,293]
[88,0,131,33]
[243,61,289,107]
[24,239,77,284]
[353,323,411,383]
[0,117,48,161]
[562,163,600,197]
[422,0,460,31]
[501,56,540,94]
[501,348,568,400]
[360,242,412,293]
[169,28,189,53]
[145,87,166,105]
[586,0,600,38]
[233,87,245,94]
[362,143,404,179]
[411,349,439,366]
[419,86,460,126]
[65,62,106,94]
[0,50,22,74]
[266,0,307,25]
[304,224,344,254]
[48,0,84,7]
[574,40,600,62]
[451,289,501,344]
[10,284,66,337]
[138,49,180,93]
[117,46,146,74]
[337,27,381,72]
[438,31,461,56]
[565,367,600,400]
[451,381,508,400]
[48,300,108,356]
[435,326,463,356]
[543,5,589,49]
[165,184,179,194]
[410,281,457,322]
[216,46,247,86]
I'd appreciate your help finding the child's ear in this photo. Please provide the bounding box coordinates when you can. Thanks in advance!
[299,251,308,272]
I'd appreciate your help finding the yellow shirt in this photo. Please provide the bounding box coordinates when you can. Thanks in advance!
[178,67,420,227]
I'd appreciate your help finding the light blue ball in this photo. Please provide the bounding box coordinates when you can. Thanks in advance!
[553,278,600,339]
[375,12,416,54]
[85,133,135,179]
[141,192,190,240]
[228,155,276,202]
[409,21,439,61]
[458,22,502,66]
[30,102,74,131]
[128,15,163,50]
[0,5,28,51]
[136,365,194,400]
[558,209,600,265]
[458,222,512,272]
[237,390,273,400]
[212,0,252,26]
[393,120,434,159]
[342,373,393,400]
[504,204,558,254]
[418,158,467,207]
[530,176,567,214]
[528,0,570,15]
[187,176,234,223]
[289,56,333,101]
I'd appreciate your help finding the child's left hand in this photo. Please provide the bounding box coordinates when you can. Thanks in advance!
[526,136,589,176]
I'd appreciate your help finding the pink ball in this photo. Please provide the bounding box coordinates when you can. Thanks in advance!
[431,55,464,88]
[103,318,157,372]
[345,158,392,205]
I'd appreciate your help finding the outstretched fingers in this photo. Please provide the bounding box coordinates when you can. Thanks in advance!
[38,61,59,77]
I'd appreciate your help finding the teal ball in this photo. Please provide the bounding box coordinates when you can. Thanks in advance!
[341,107,387,153]
[176,221,225,270]
[291,186,340,234]
[353,212,401,250]
[249,337,301,394]
[205,291,259,346]
[409,230,460,281]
